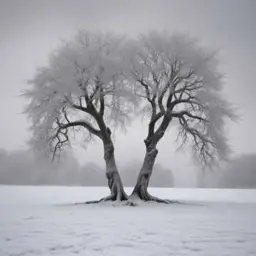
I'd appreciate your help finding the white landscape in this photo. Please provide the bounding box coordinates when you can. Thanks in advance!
[0,1,255,256]
[1,186,256,256]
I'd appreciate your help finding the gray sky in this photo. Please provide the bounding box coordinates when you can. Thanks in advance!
[0,0,255,185]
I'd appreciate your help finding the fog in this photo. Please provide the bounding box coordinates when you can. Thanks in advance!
[0,148,174,187]
[197,154,256,188]
[1,148,256,188]
[0,0,255,187]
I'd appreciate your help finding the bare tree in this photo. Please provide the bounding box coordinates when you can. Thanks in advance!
[129,31,236,202]
[23,31,135,202]
[23,30,236,205]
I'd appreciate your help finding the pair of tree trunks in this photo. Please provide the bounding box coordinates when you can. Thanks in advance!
[89,137,170,205]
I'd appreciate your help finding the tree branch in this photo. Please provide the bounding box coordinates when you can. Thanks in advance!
[64,96,90,113]
[59,120,102,139]
[170,110,208,124]
[178,116,215,164]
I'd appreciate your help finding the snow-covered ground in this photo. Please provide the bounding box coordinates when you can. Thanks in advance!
[1,186,256,256]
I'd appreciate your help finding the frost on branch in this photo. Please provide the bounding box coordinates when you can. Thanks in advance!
[130,31,237,166]
[23,30,137,159]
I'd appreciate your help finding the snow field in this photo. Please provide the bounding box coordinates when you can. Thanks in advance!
[1,186,256,256]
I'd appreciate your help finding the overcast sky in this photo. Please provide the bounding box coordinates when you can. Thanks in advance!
[0,0,255,185]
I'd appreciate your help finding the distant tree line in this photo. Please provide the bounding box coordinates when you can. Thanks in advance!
[1,148,255,188]
[219,154,256,188]
[0,148,79,185]
[197,153,256,188]
[0,148,174,187]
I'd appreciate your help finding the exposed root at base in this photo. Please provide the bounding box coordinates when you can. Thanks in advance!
[84,198,137,206]
[131,190,178,204]
[130,194,175,204]
[146,196,173,204]
[84,194,178,206]
[84,195,115,204]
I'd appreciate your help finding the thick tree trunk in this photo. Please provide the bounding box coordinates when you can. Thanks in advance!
[131,146,158,200]
[104,142,128,201]
[131,115,172,203]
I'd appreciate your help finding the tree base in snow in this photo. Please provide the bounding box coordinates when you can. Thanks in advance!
[131,184,173,204]
[84,194,178,206]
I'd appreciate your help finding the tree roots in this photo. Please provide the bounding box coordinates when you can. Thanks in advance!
[130,192,174,204]
[84,175,175,206]
[84,193,176,206]
[84,195,114,204]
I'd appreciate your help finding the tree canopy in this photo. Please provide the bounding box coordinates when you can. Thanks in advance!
[23,31,136,159]
[129,31,236,165]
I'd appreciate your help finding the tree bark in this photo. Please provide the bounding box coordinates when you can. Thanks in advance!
[131,115,171,202]
[87,105,128,202]
[103,141,128,201]
[131,145,158,200]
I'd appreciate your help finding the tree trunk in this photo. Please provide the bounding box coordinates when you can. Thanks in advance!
[104,142,128,201]
[131,146,158,200]
[131,115,172,202]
